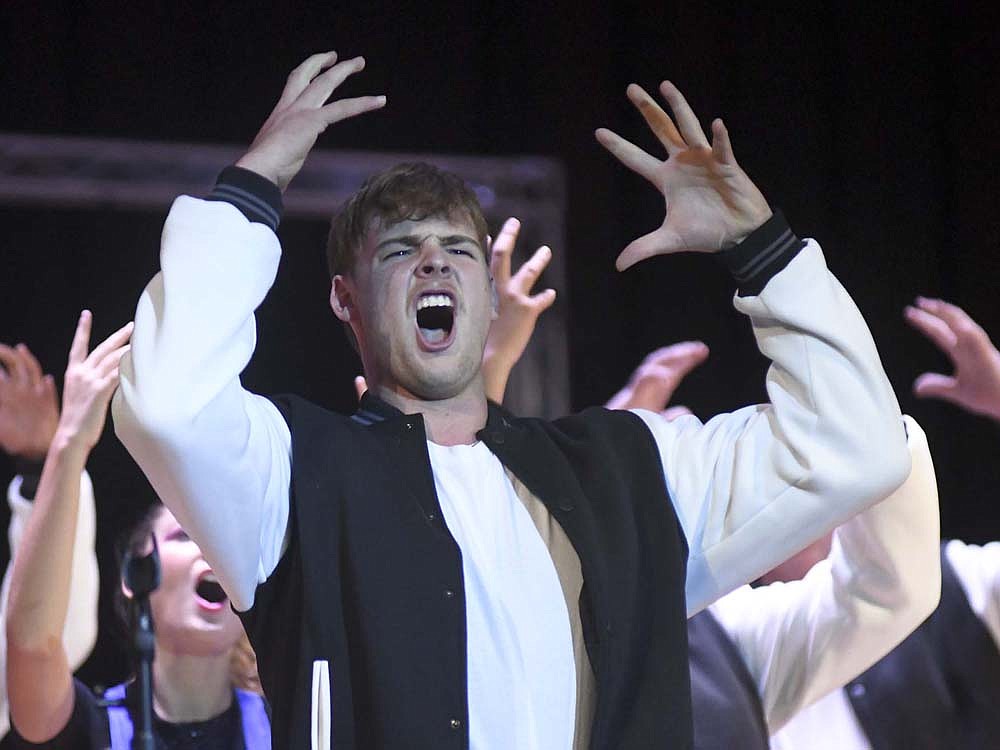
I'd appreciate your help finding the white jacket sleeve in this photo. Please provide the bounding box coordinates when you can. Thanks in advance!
[0,471,100,737]
[632,240,910,615]
[707,415,940,733]
[112,196,292,611]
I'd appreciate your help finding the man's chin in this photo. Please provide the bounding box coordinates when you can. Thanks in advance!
[404,361,483,401]
[410,380,476,402]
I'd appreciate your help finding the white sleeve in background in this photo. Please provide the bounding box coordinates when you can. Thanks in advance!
[112,197,292,612]
[632,241,910,615]
[0,471,100,738]
[709,415,940,734]
[943,538,1000,649]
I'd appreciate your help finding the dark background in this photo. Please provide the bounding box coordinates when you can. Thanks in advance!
[1,1,999,689]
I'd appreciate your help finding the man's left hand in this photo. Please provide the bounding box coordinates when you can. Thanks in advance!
[596,82,772,271]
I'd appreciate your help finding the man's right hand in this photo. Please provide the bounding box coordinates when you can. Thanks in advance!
[905,296,1000,421]
[235,52,386,192]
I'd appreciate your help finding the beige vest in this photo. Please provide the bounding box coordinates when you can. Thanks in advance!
[507,470,596,750]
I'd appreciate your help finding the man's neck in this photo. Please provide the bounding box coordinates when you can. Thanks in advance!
[152,648,233,723]
[376,383,489,446]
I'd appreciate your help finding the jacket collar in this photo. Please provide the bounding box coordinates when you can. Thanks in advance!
[354,391,513,435]
[353,392,404,425]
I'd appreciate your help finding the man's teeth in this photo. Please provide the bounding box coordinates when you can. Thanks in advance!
[416,294,454,311]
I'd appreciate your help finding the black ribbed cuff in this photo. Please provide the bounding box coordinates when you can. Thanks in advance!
[13,456,45,501]
[206,166,283,232]
[719,210,805,296]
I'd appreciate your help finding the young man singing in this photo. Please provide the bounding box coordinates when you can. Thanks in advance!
[113,52,909,749]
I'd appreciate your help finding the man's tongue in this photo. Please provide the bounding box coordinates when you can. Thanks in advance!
[420,326,448,344]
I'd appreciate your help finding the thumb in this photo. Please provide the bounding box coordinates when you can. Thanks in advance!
[616,226,683,271]
[532,288,557,313]
[912,372,960,402]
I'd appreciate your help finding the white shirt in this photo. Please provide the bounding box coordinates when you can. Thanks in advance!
[770,537,1000,749]
[0,472,100,738]
[428,441,575,750]
[112,196,910,748]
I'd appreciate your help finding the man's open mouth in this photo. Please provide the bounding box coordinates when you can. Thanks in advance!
[415,292,456,350]
[195,571,228,610]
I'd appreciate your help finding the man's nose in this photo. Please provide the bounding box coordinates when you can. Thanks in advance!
[416,246,452,277]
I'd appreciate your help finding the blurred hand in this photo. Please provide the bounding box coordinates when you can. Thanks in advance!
[596,82,771,270]
[482,218,557,402]
[605,341,709,414]
[905,297,1000,421]
[55,311,133,452]
[235,52,386,191]
[0,343,59,460]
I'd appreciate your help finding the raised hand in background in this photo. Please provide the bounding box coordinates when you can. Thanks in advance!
[905,296,1000,420]
[0,343,59,462]
[482,218,557,403]
[604,342,709,419]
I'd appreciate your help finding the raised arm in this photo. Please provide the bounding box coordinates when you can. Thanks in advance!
[597,82,909,612]
[3,473,99,675]
[6,313,130,743]
[112,53,385,610]
[0,342,100,739]
[710,416,940,732]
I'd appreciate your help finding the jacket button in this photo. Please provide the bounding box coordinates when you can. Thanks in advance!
[405,422,414,430]
[849,683,866,699]
[450,718,462,730]
[444,589,456,599]
[427,512,437,521]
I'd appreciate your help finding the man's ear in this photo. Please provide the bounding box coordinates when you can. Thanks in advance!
[330,275,354,323]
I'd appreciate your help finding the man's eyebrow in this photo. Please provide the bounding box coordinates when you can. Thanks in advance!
[438,235,480,247]
[375,234,480,251]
